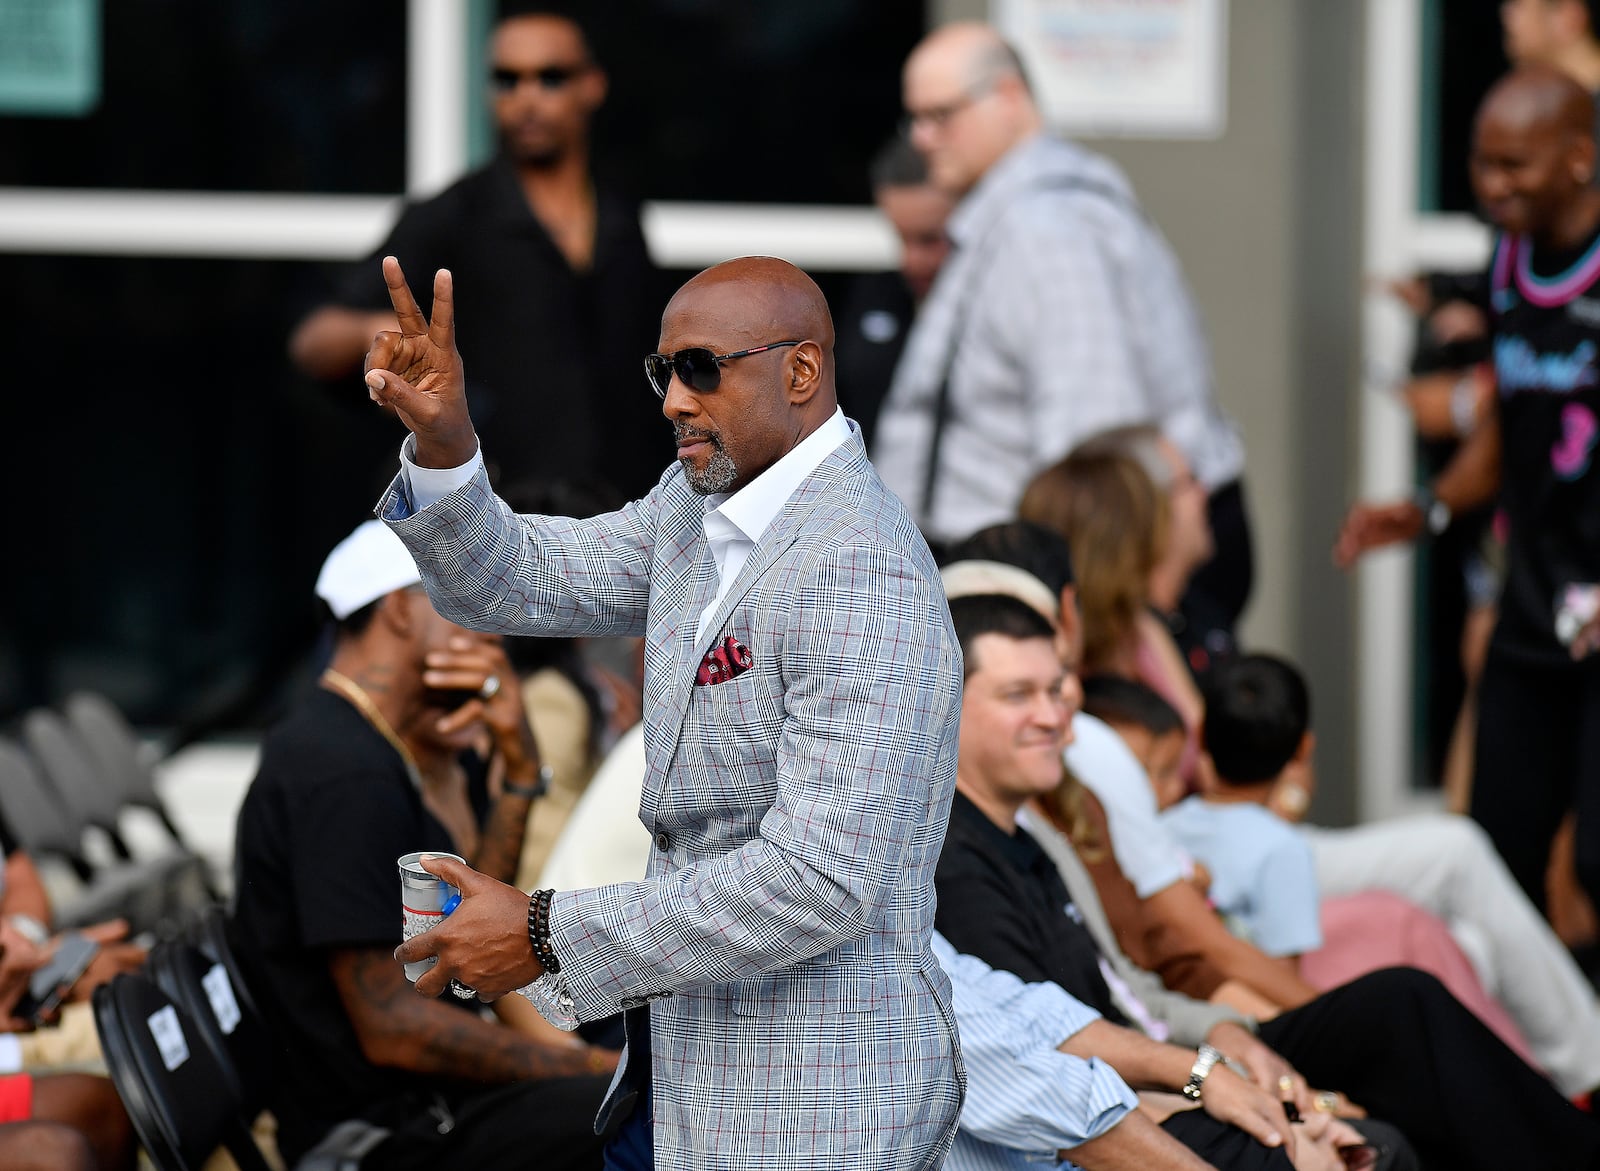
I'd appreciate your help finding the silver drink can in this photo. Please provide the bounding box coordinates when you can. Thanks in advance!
[397,851,465,982]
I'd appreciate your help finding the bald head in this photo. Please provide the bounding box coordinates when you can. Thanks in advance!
[667,257,835,359]
[656,258,839,494]
[1472,66,1600,239]
[907,23,1032,100]
[1479,65,1595,140]
[904,23,1041,195]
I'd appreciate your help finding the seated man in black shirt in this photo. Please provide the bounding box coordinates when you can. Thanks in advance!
[935,592,1600,1171]
[231,521,614,1169]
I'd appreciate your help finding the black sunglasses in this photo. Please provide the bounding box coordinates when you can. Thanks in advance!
[644,341,801,399]
[490,64,586,93]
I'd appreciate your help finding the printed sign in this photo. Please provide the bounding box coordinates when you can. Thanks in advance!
[202,963,242,1036]
[146,1005,189,1072]
[993,0,1228,138]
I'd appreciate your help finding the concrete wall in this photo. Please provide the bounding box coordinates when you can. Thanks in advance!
[929,0,1365,820]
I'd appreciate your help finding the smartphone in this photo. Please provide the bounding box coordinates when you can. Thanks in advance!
[13,934,99,1024]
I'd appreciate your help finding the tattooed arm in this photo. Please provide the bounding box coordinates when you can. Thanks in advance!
[329,947,617,1082]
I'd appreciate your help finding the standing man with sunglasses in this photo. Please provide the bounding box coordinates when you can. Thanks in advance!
[367,253,966,1171]
[289,5,662,499]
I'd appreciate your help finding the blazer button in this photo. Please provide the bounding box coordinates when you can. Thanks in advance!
[654,831,672,852]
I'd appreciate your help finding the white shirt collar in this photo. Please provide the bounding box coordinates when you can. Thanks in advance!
[702,408,852,545]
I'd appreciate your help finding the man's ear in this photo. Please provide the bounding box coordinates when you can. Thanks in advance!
[374,589,418,639]
[1293,730,1316,763]
[580,64,609,114]
[787,341,824,406]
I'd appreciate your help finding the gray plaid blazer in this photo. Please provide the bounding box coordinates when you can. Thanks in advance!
[381,428,965,1169]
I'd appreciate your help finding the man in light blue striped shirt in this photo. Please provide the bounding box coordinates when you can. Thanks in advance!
[935,931,1300,1170]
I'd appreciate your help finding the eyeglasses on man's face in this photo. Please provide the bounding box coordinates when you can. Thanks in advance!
[644,342,801,399]
[490,63,587,94]
[902,80,995,134]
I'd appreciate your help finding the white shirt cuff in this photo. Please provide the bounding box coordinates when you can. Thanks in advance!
[517,971,580,1032]
[399,433,483,511]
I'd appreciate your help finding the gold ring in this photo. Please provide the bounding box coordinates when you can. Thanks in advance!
[1278,1075,1294,1094]
[1315,1091,1339,1112]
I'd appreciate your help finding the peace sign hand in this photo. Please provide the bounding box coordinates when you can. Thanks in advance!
[364,256,480,469]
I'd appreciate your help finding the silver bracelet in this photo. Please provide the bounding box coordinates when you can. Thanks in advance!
[1182,1043,1224,1101]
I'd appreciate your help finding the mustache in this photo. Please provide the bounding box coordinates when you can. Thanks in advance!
[673,424,724,448]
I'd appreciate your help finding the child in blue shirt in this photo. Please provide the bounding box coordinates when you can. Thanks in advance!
[1153,656,1325,963]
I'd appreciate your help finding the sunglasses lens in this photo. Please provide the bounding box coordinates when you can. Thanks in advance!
[677,349,721,393]
[490,68,517,92]
[537,67,575,89]
[644,355,671,397]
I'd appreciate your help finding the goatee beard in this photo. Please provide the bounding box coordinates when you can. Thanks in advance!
[677,428,738,494]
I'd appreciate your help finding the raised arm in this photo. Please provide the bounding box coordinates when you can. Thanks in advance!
[363,257,479,470]
[1333,407,1503,568]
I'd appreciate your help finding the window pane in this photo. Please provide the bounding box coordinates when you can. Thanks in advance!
[1,253,405,727]
[0,0,407,193]
[522,0,924,204]
[1419,0,1507,215]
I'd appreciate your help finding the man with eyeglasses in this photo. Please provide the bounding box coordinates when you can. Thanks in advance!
[289,6,661,499]
[873,23,1252,631]
[365,253,966,1171]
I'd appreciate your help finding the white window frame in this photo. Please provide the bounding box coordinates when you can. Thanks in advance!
[1358,0,1490,821]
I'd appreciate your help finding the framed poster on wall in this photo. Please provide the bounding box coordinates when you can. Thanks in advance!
[992,0,1228,138]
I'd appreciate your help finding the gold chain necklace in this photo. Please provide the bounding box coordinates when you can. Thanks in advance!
[321,668,423,789]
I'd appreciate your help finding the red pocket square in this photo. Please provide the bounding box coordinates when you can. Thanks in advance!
[696,636,754,686]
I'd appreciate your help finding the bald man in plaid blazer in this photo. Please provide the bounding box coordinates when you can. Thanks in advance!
[376,256,964,1169]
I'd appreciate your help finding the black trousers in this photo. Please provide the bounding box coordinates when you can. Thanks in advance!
[1187,478,1254,627]
[1161,1108,1294,1169]
[1470,650,1600,913]
[1258,968,1600,1171]
[363,1076,611,1171]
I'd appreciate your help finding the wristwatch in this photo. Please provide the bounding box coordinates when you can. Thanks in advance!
[1182,1043,1224,1102]
[1413,485,1452,536]
[503,764,554,800]
[5,914,49,947]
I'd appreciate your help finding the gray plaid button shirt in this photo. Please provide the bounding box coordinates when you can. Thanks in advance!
[873,134,1244,545]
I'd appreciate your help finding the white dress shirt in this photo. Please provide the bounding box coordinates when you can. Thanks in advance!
[397,409,854,645]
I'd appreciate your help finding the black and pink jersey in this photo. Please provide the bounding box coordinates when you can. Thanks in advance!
[1487,224,1600,664]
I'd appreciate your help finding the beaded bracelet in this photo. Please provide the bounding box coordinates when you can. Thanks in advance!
[527,888,561,976]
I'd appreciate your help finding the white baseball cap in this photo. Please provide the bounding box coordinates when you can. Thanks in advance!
[315,520,423,620]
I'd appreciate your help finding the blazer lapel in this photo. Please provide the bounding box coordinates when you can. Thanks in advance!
[687,436,865,670]
[653,433,867,777]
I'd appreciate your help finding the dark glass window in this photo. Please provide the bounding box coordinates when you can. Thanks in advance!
[540,0,923,204]
[3,0,926,730]
[1419,0,1508,215]
[2,253,405,729]
[0,0,407,193]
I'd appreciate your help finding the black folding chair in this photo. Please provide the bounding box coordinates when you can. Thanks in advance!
[92,971,276,1171]
[181,908,391,1171]
[0,737,160,929]
[23,708,213,932]
[146,939,273,1121]
[22,708,132,860]
[63,692,190,848]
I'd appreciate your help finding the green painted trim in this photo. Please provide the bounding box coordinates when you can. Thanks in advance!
[466,0,496,167]
[1417,0,1443,213]
[0,0,101,117]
